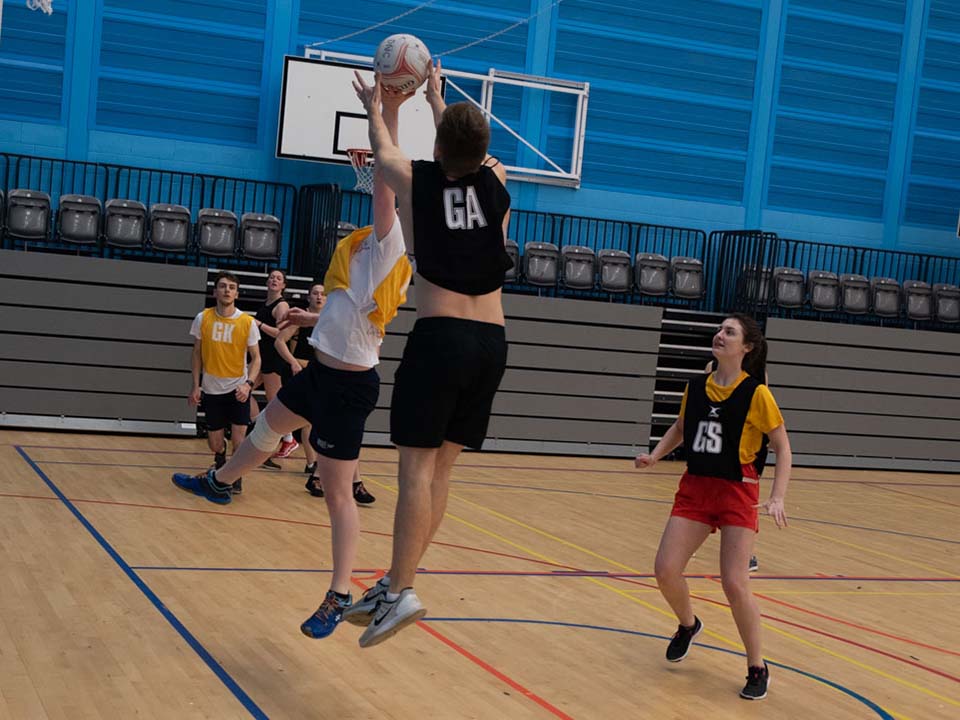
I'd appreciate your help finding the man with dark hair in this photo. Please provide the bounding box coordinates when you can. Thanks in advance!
[346,62,512,647]
[187,271,261,485]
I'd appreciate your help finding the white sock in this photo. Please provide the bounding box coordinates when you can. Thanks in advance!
[385,591,400,602]
[282,433,293,442]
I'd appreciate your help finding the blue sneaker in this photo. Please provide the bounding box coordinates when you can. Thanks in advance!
[172,469,232,505]
[301,590,352,639]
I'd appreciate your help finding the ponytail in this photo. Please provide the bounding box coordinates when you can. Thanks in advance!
[729,312,767,384]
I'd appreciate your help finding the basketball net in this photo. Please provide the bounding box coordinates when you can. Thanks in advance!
[347,148,375,195]
[26,0,54,14]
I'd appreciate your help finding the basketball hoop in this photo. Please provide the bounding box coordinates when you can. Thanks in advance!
[26,0,54,14]
[347,148,375,194]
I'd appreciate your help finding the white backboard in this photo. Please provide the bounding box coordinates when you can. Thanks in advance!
[277,56,441,164]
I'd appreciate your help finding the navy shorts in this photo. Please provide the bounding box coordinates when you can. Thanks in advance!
[390,317,507,449]
[201,390,251,431]
[277,360,380,461]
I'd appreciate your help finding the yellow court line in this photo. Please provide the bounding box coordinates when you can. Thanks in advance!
[369,478,957,711]
[763,622,960,708]
[367,478,749,652]
[794,526,955,576]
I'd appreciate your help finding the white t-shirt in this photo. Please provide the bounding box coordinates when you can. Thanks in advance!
[190,307,261,395]
[309,219,406,367]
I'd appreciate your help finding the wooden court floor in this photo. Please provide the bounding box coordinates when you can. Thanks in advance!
[0,429,957,719]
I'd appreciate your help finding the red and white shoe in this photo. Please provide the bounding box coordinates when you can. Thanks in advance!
[273,438,300,458]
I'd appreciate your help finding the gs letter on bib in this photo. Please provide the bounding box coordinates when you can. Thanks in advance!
[443,186,487,230]
[692,420,722,454]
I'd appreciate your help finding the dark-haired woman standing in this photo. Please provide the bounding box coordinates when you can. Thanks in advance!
[635,313,791,700]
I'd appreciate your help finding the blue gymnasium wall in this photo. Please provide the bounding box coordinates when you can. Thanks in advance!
[0,0,958,255]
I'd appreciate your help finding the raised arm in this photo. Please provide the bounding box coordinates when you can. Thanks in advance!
[353,72,412,206]
[374,88,412,238]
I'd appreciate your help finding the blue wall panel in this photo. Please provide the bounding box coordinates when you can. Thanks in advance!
[903,0,960,230]
[0,1,68,122]
[95,1,266,145]
[766,2,904,220]
[0,0,956,254]
[555,0,761,203]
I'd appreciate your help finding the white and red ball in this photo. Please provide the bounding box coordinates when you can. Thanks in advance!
[374,34,432,94]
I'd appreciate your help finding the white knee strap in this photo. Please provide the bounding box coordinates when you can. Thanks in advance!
[248,415,283,452]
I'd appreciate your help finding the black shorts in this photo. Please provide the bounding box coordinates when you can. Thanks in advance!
[259,341,287,376]
[201,390,251,431]
[276,360,379,461]
[390,317,507,449]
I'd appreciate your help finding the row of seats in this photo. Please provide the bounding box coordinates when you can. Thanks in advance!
[748,266,960,323]
[504,241,706,299]
[1,188,282,260]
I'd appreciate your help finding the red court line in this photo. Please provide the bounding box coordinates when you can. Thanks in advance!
[349,578,574,720]
[696,578,960,682]
[0,492,575,570]
[751,590,960,659]
[18,445,960,487]
[601,573,960,681]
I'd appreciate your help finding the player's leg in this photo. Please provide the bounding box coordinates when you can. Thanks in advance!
[654,516,712,661]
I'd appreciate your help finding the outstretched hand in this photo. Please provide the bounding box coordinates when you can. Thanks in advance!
[425,58,443,107]
[278,307,319,330]
[352,70,382,113]
[755,497,788,528]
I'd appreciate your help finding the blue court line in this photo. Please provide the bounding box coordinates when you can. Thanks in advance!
[423,618,895,719]
[14,446,269,720]
[128,566,960,582]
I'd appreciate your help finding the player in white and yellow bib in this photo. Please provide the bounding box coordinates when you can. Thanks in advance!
[173,85,413,642]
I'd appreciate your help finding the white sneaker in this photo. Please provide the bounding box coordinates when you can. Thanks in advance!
[358,588,426,648]
[342,576,390,627]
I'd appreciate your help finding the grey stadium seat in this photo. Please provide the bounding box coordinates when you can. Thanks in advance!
[933,283,960,323]
[504,238,520,283]
[105,199,147,249]
[57,194,102,245]
[241,212,281,260]
[870,277,900,318]
[808,270,839,312]
[598,249,632,293]
[561,245,596,289]
[773,267,804,308]
[635,252,669,295]
[150,204,192,252]
[6,188,51,241]
[523,241,559,286]
[840,273,869,314]
[671,256,704,299]
[197,209,238,257]
[902,280,932,321]
[742,265,772,304]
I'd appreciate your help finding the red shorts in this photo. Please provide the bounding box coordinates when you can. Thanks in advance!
[670,464,760,532]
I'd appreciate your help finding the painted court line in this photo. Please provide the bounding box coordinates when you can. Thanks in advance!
[16,445,960,488]
[14,447,269,720]
[425,619,895,719]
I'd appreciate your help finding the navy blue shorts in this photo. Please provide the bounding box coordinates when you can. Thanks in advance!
[201,390,251,432]
[277,360,379,461]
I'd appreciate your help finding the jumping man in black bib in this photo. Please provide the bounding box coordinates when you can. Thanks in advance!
[345,62,512,647]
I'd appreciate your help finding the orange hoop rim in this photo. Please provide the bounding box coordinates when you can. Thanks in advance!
[346,148,374,167]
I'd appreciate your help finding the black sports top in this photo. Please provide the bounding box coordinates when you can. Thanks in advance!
[411,160,512,295]
[256,297,285,361]
[683,374,761,482]
[293,325,313,361]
